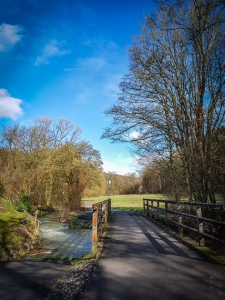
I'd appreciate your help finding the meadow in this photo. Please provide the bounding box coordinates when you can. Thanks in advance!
[82,194,165,212]
[82,193,225,212]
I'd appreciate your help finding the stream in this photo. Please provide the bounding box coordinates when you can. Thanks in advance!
[27,211,92,260]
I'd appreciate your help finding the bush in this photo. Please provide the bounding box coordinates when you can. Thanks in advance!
[69,214,92,229]
[16,190,34,214]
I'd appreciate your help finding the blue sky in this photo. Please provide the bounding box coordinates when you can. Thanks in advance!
[0,0,155,175]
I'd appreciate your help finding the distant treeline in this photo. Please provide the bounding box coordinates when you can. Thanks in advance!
[0,118,141,211]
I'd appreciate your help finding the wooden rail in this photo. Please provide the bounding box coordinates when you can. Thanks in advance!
[143,199,225,246]
[92,198,111,255]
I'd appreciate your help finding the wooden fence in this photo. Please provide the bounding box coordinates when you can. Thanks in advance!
[143,199,225,246]
[92,198,111,254]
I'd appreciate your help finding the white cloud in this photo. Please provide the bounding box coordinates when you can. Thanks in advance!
[0,23,24,52]
[102,155,139,175]
[129,131,141,140]
[34,39,70,66]
[0,89,23,120]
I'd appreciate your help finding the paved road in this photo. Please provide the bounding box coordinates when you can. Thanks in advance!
[0,260,70,300]
[75,210,225,300]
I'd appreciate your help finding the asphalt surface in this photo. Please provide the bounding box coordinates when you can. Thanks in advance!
[1,210,225,300]
[0,260,70,300]
[75,210,225,300]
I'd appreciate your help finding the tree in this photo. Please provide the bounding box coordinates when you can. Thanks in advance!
[0,179,5,197]
[102,0,225,202]
[0,118,105,210]
[141,155,189,200]
[142,165,161,194]
[211,126,225,198]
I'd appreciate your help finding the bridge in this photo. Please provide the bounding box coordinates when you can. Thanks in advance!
[0,202,225,300]
[74,209,225,300]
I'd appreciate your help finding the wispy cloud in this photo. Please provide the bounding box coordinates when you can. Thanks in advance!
[34,39,70,66]
[0,23,24,52]
[102,74,122,100]
[0,89,23,120]
[102,154,139,175]
[78,56,106,71]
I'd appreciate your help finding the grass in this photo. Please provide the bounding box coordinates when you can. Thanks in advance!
[72,253,96,265]
[0,199,32,260]
[82,193,225,209]
[0,212,28,223]
[215,194,225,204]
[174,235,225,268]
[0,199,28,225]
[82,193,164,213]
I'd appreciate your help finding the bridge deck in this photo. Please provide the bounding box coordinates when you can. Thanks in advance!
[76,210,225,300]
[0,210,225,300]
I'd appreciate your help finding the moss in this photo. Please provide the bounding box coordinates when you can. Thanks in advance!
[0,211,34,261]
[194,245,225,266]
[70,253,95,266]
[37,210,49,217]
[69,213,92,229]
[176,235,225,268]
[4,200,16,213]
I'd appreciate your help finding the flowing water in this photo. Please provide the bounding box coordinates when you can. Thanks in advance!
[28,211,92,260]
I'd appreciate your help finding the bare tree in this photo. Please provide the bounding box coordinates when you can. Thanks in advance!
[102,0,225,202]
[0,118,105,209]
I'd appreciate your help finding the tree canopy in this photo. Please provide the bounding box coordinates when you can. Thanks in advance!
[0,118,105,210]
[102,0,225,202]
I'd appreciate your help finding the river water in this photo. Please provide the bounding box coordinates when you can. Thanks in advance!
[27,211,92,260]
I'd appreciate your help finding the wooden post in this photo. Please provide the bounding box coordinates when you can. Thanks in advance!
[92,199,112,256]
[165,202,168,223]
[92,204,98,255]
[196,208,205,247]
[198,222,205,247]
[157,201,159,217]
[104,201,108,225]
[98,203,103,241]
[197,207,202,218]
[147,200,150,216]
[178,216,183,237]
[108,198,111,217]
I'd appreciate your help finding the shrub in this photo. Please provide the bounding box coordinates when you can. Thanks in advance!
[16,189,34,214]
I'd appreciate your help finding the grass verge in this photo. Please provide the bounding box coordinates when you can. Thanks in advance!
[82,194,164,211]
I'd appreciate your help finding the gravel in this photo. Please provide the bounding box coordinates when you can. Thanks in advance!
[43,259,96,300]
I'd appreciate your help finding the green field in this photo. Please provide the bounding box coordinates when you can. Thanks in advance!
[82,193,225,212]
[82,194,164,212]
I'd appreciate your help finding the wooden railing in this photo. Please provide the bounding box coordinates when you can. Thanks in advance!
[92,199,111,255]
[143,199,225,246]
